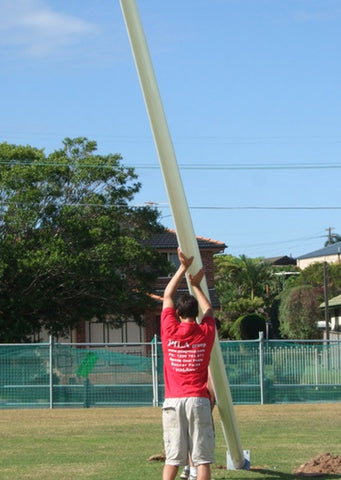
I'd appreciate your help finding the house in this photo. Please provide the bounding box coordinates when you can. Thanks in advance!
[34,229,226,343]
[320,293,341,340]
[297,242,341,269]
[264,255,297,266]
[264,256,298,281]
[140,229,226,342]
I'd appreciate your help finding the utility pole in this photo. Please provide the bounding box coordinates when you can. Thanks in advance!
[323,261,330,341]
[326,227,334,246]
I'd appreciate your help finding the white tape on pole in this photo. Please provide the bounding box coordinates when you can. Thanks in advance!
[119,0,246,468]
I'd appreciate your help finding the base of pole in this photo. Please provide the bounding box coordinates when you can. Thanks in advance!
[226,450,250,470]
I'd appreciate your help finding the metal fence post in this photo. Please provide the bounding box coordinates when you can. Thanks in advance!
[315,348,319,387]
[259,332,264,405]
[151,334,159,406]
[49,335,54,409]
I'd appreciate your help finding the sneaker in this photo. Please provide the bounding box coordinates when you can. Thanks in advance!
[189,475,197,480]
[180,466,190,479]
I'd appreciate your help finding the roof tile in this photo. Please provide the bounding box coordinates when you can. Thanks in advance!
[142,228,226,251]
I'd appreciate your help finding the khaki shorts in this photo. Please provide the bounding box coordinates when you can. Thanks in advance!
[162,397,215,467]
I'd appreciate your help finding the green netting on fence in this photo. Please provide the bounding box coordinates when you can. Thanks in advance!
[0,343,154,408]
[0,339,340,409]
[220,340,341,404]
[220,341,261,404]
[0,344,50,408]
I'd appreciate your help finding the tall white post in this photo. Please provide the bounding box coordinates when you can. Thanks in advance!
[119,0,248,469]
[49,335,54,409]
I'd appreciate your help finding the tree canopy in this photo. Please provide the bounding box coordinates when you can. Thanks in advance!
[214,254,313,339]
[288,261,341,300]
[214,254,280,338]
[0,138,169,342]
[278,286,323,339]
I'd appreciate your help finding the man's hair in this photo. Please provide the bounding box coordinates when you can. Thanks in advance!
[175,293,199,319]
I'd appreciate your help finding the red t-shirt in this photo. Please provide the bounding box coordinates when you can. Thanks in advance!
[161,307,216,399]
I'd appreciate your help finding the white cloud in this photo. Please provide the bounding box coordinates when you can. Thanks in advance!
[0,0,100,57]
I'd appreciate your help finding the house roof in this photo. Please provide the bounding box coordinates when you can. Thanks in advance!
[320,293,341,309]
[264,255,297,266]
[297,242,341,260]
[142,228,227,252]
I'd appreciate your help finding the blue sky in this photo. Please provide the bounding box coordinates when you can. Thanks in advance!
[1,0,341,258]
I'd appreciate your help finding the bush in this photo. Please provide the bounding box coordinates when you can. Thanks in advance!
[279,286,323,339]
[231,313,266,340]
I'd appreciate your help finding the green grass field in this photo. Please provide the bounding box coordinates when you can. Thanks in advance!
[1,403,341,480]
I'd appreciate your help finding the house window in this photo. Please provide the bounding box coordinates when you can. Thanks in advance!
[87,320,143,343]
[167,251,180,268]
[160,251,180,277]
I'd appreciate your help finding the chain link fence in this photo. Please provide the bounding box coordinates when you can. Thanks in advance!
[0,337,340,409]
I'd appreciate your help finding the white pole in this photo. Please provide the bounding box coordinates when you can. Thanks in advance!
[49,335,54,409]
[119,0,247,469]
[259,332,264,405]
[152,334,159,406]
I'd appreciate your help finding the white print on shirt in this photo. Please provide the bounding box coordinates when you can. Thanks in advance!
[168,339,190,349]
[167,339,207,373]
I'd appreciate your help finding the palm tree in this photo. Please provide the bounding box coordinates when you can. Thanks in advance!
[236,254,271,300]
[214,254,275,326]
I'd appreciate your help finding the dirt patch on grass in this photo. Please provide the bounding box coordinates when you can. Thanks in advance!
[147,453,165,462]
[293,453,341,477]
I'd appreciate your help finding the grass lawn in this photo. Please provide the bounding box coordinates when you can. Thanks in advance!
[1,403,341,480]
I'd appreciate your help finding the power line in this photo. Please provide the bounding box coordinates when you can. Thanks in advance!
[0,200,340,211]
[1,160,341,171]
[134,163,341,171]
[230,234,326,249]
[189,206,341,210]
[2,131,341,144]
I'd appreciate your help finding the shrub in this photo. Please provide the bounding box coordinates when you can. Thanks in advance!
[231,313,266,340]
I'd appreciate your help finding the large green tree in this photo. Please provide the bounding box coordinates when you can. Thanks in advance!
[288,261,341,300]
[0,138,169,342]
[277,261,341,339]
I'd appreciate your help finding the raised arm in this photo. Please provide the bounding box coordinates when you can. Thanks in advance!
[162,248,194,309]
[189,268,214,318]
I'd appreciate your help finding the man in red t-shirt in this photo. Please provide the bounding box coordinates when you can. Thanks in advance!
[161,248,216,480]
